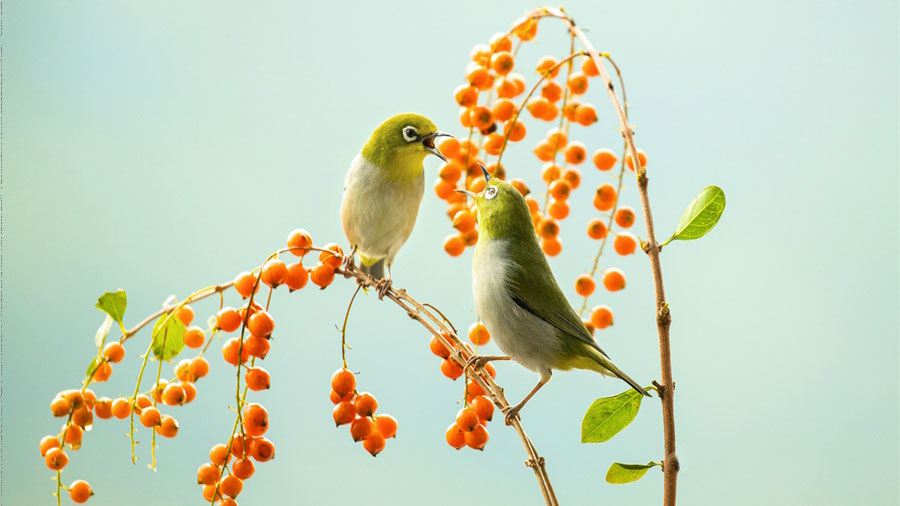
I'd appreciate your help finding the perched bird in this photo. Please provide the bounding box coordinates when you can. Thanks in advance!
[340,113,450,297]
[460,166,647,424]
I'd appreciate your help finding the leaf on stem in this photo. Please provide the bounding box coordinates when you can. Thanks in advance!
[151,315,185,361]
[663,185,725,245]
[605,461,661,484]
[96,290,127,325]
[581,389,644,443]
[84,357,101,381]
[94,315,113,349]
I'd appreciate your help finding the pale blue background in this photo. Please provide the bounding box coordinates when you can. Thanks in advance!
[2,1,898,505]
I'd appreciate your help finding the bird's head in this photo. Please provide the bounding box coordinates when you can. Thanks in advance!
[361,113,451,176]
[458,166,534,241]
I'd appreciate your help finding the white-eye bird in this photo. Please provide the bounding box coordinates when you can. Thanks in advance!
[460,166,648,425]
[340,113,450,297]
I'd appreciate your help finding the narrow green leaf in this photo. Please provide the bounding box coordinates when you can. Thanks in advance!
[151,315,185,361]
[581,389,644,443]
[606,461,661,484]
[85,357,101,381]
[668,186,725,243]
[94,315,113,349]
[96,290,127,325]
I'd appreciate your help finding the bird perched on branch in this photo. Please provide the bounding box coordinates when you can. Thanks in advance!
[340,113,450,298]
[459,166,647,425]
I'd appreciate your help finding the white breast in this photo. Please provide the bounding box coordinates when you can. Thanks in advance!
[472,238,560,377]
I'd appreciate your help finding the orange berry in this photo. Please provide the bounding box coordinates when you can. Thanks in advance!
[439,137,460,160]
[625,149,647,171]
[456,407,479,432]
[162,383,186,406]
[541,80,562,102]
[233,271,259,299]
[440,358,464,380]
[248,310,274,337]
[590,305,614,329]
[509,178,530,196]
[331,368,356,397]
[231,434,252,460]
[202,484,222,502]
[216,307,242,332]
[68,480,92,503]
[318,243,344,269]
[363,430,386,456]
[242,403,269,437]
[310,263,336,288]
[91,360,113,382]
[430,334,452,359]
[190,356,210,379]
[491,98,516,122]
[467,65,494,91]
[285,261,309,291]
[183,325,205,349]
[503,120,526,142]
[260,258,288,288]
[51,396,71,417]
[508,72,527,95]
[197,463,219,485]
[549,179,571,200]
[458,106,474,128]
[350,416,374,442]
[471,395,494,422]
[156,414,179,438]
[574,103,598,126]
[354,392,378,417]
[525,197,539,215]
[614,232,638,256]
[511,16,538,41]
[63,424,83,446]
[469,105,493,131]
[40,435,60,456]
[103,342,125,363]
[45,447,68,470]
[249,437,275,462]
[375,415,398,439]
[582,56,600,76]
[615,206,636,228]
[245,367,271,391]
[575,274,596,297]
[139,406,161,427]
[176,304,194,326]
[539,164,560,184]
[546,127,567,148]
[210,443,229,466]
[567,72,589,94]
[465,424,489,450]
[232,458,255,480]
[563,100,581,121]
[484,362,496,378]
[470,43,491,65]
[286,228,313,256]
[481,132,503,156]
[489,32,513,52]
[542,236,562,256]
[467,322,490,345]
[452,210,477,233]
[222,337,248,366]
[219,475,243,498]
[71,405,92,429]
[111,398,131,419]
[445,423,466,449]
[491,51,514,75]
[531,140,553,162]
[434,178,455,200]
[548,199,569,220]
[564,142,587,165]
[594,184,618,211]
[454,84,478,107]
[466,379,486,398]
[82,389,96,408]
[603,268,626,291]
[439,161,462,184]
[443,234,465,257]
[593,148,618,171]
[330,389,353,404]
[537,217,560,239]
[587,219,608,240]
[527,97,552,120]
[62,390,85,410]
[180,381,197,403]
[135,394,152,411]
[244,335,270,359]
[535,55,559,78]
[461,228,479,247]
[562,168,581,189]
[495,77,518,99]
[333,401,356,426]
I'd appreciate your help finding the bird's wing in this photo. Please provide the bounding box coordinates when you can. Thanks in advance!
[506,242,609,358]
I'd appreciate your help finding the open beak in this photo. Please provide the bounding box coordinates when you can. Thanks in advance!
[478,162,491,181]
[422,131,452,162]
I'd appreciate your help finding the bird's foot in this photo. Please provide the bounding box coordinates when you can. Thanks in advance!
[465,355,511,372]
[375,278,392,300]
[340,251,356,272]
[502,404,522,426]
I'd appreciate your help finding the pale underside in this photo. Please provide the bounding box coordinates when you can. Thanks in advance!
[341,153,424,271]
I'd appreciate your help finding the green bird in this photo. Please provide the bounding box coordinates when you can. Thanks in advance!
[460,166,648,425]
[340,113,450,297]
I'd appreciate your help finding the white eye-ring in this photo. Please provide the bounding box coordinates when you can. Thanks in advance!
[402,126,419,142]
[485,186,498,200]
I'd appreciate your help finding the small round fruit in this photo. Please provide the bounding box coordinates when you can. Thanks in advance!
[354,393,378,417]
[590,306,614,329]
[45,448,69,470]
[587,219,608,240]
[456,407,479,432]
[614,232,638,256]
[467,323,490,346]
[40,435,60,456]
[440,358,463,380]
[250,437,275,461]
[232,458,255,480]
[183,325,205,349]
[350,417,374,442]
[197,463,219,486]
[233,271,259,298]
[261,259,288,288]
[330,368,356,397]
[615,206,636,228]
[465,424,489,450]
[285,261,309,291]
[332,401,356,426]
[139,406,161,427]
[248,310,275,337]
[445,423,466,450]
[103,342,125,363]
[364,430,386,456]
[216,307,242,332]
[471,395,494,422]
[574,274,596,297]
[68,480,93,503]
[603,269,626,291]
[245,367,271,391]
[286,228,313,256]
[375,415,398,439]
[176,305,194,326]
[593,148,618,171]
[219,475,243,498]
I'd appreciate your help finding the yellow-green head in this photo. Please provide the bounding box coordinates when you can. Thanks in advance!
[460,167,534,242]
[361,113,450,179]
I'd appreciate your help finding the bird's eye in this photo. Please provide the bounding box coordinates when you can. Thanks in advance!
[402,126,419,142]
[485,186,498,200]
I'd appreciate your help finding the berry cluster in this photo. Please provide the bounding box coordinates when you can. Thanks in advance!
[330,368,398,456]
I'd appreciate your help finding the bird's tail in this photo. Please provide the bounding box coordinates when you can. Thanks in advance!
[589,349,649,397]
[359,257,385,281]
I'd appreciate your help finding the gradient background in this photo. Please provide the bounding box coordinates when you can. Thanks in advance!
[2,1,898,505]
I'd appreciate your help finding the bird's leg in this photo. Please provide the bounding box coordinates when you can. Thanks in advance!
[465,355,511,372]
[375,278,392,300]
[503,376,550,426]
[340,245,357,272]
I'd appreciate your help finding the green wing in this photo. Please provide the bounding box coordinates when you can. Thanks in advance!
[506,239,609,358]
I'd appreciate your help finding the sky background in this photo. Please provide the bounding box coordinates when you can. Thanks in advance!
[2,1,898,505]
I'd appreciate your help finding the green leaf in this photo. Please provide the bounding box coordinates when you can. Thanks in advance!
[582,389,645,443]
[94,315,113,349]
[96,290,127,325]
[151,314,185,361]
[666,186,725,243]
[85,357,101,381]
[606,461,661,484]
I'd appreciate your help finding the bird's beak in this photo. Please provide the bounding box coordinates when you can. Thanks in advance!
[479,162,491,181]
[422,132,452,162]
[455,189,477,197]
